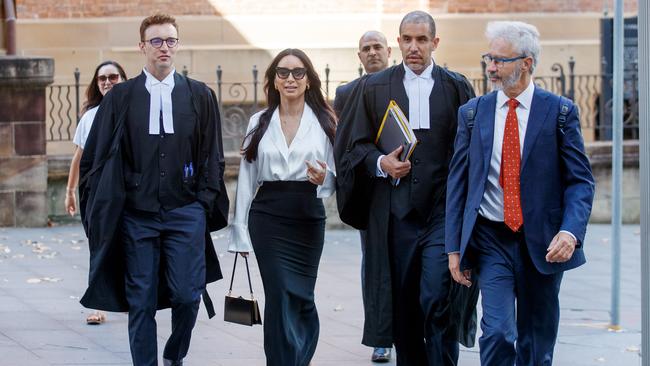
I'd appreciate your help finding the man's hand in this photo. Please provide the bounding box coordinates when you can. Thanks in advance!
[545,232,577,263]
[380,146,411,179]
[448,252,472,287]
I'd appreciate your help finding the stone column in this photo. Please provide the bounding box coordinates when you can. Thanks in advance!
[0,57,54,227]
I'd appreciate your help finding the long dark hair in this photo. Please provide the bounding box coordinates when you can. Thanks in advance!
[82,60,128,114]
[241,48,337,162]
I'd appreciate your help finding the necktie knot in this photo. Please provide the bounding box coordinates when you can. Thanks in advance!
[508,98,519,110]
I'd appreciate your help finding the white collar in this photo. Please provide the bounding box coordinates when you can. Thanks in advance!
[268,104,317,157]
[403,62,434,81]
[143,67,176,87]
[497,79,535,110]
[144,68,176,135]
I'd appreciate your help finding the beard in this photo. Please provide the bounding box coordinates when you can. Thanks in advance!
[488,66,522,92]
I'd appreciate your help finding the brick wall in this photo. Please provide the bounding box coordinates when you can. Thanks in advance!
[15,0,641,19]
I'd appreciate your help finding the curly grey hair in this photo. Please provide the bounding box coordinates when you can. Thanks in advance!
[485,21,541,73]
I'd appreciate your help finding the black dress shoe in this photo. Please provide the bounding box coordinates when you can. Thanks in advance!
[163,359,183,366]
[371,347,391,363]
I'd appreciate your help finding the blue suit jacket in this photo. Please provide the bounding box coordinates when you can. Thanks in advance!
[445,87,595,275]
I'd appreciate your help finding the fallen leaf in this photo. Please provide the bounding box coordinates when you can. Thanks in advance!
[625,345,640,353]
[42,277,62,283]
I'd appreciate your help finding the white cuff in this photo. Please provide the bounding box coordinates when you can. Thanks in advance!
[376,155,388,178]
[228,224,253,253]
[559,230,577,244]
[316,167,336,198]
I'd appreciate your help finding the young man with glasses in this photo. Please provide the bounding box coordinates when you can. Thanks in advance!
[446,21,594,365]
[79,13,228,366]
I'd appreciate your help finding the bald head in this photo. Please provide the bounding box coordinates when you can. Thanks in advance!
[357,30,391,74]
[358,31,387,49]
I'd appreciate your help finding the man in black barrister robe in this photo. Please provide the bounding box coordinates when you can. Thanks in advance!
[79,13,228,366]
[334,11,477,366]
[334,30,394,363]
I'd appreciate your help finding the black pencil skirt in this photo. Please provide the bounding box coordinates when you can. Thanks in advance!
[249,181,326,366]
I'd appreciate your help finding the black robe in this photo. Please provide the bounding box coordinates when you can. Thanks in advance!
[78,72,228,317]
[334,63,479,347]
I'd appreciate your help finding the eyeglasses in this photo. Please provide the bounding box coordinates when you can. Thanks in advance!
[482,54,527,68]
[97,74,120,83]
[276,67,307,80]
[142,37,179,49]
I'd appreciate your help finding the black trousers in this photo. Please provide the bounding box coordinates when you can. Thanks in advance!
[249,181,326,366]
[388,212,458,366]
[122,201,206,366]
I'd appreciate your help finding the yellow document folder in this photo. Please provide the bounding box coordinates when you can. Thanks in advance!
[375,100,418,185]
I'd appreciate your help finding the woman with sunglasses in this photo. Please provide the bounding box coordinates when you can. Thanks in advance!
[229,48,337,366]
[65,60,127,325]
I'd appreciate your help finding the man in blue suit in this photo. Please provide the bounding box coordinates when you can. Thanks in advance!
[445,21,595,366]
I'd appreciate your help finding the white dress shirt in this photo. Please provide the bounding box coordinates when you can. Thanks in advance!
[228,105,336,252]
[403,62,435,130]
[376,62,436,177]
[143,67,175,135]
[479,80,534,221]
[72,106,98,149]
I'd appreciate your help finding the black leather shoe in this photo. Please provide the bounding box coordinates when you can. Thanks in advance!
[371,347,391,363]
[163,359,183,366]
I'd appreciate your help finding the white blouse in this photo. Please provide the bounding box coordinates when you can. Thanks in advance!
[72,106,99,149]
[228,105,336,253]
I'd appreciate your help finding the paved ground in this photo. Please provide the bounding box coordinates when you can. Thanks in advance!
[0,224,643,365]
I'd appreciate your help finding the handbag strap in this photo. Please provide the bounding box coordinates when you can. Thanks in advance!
[228,254,255,299]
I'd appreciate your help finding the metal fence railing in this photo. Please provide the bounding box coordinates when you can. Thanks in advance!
[46,57,639,149]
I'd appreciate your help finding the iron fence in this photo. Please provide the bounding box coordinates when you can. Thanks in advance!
[46,58,639,149]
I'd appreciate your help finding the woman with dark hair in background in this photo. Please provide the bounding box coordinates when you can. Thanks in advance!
[64,60,127,325]
[228,48,337,366]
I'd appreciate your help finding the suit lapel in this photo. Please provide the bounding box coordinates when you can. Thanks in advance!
[479,91,497,175]
[428,65,443,111]
[389,65,409,120]
[521,87,551,171]
[130,73,150,129]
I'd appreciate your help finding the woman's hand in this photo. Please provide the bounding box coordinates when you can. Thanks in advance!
[65,189,77,216]
[305,160,327,185]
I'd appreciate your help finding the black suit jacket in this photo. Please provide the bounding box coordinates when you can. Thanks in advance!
[333,78,361,117]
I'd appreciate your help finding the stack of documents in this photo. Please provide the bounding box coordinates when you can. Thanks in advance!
[375,100,418,185]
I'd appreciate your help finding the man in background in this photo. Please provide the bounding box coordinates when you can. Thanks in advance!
[333,30,393,363]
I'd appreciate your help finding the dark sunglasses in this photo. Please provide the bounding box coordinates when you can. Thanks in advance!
[276,67,307,80]
[97,74,120,83]
[142,37,179,49]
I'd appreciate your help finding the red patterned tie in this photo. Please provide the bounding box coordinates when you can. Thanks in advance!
[500,98,523,232]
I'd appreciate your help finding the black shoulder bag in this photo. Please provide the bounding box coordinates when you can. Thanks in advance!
[224,254,262,326]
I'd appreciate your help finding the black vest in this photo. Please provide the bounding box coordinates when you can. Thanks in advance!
[386,65,462,228]
[121,73,201,212]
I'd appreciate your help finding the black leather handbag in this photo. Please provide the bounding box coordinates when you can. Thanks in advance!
[224,254,262,326]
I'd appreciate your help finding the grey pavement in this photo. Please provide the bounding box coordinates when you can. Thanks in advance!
[0,224,643,366]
